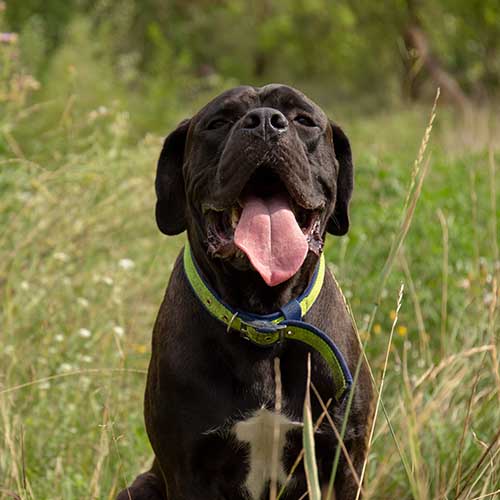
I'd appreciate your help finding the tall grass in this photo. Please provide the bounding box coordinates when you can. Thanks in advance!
[1,27,499,500]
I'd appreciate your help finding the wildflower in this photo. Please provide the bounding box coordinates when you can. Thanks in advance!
[132,343,147,354]
[118,258,135,270]
[20,281,30,290]
[389,310,397,321]
[458,278,470,289]
[94,274,114,286]
[142,133,158,145]
[78,328,92,338]
[113,325,125,337]
[17,74,40,91]
[102,276,113,286]
[373,323,382,335]
[483,292,493,305]
[81,376,91,389]
[53,251,69,262]
[77,297,89,308]
[81,355,93,363]
[88,106,108,122]
[58,363,73,372]
[397,325,408,337]
[39,381,51,390]
[0,32,18,44]
[54,334,64,342]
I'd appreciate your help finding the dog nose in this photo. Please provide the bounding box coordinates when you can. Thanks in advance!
[242,107,288,140]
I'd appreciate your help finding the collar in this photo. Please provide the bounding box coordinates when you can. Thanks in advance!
[183,243,352,401]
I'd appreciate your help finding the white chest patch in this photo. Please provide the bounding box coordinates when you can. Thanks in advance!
[233,408,302,500]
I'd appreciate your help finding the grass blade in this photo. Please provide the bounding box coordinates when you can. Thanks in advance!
[355,284,405,500]
[303,353,321,500]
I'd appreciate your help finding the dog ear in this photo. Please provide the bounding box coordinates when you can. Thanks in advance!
[327,122,354,236]
[155,119,191,235]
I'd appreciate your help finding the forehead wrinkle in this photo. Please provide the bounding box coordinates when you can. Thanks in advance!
[260,85,321,116]
[219,96,255,113]
[197,88,258,122]
[281,98,316,114]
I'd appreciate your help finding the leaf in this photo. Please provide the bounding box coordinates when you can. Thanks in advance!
[303,353,321,500]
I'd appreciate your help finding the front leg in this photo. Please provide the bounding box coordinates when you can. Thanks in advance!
[143,358,252,499]
[116,460,166,500]
[115,457,235,500]
[332,438,368,500]
[147,429,250,500]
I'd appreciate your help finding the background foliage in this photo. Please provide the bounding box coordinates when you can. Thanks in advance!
[0,1,499,499]
[4,0,500,128]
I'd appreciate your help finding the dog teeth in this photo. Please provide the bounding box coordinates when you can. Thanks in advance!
[230,207,240,228]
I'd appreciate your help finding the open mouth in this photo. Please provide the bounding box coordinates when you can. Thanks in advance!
[205,168,323,286]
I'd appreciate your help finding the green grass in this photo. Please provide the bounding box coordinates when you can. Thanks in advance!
[1,65,499,499]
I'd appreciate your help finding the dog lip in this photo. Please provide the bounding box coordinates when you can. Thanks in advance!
[202,202,225,214]
[204,175,326,214]
[205,196,325,214]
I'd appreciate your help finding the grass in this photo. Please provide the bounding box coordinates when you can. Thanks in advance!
[1,51,499,499]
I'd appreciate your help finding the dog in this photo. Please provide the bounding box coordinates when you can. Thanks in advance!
[117,84,373,500]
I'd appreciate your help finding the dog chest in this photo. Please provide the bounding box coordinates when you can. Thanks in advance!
[233,408,302,500]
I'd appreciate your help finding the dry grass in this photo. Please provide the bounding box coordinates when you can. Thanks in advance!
[1,67,499,500]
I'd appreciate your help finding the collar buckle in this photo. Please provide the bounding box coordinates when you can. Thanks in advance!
[239,320,284,347]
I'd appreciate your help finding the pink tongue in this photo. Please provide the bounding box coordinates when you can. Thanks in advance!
[234,193,308,286]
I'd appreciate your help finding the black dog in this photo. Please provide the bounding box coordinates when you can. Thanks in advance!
[117,84,372,500]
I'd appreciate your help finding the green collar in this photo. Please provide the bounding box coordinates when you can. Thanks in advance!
[183,243,352,401]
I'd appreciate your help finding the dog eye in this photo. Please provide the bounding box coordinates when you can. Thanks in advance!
[207,118,231,130]
[294,115,317,127]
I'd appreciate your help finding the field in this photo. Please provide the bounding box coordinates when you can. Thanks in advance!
[1,53,500,499]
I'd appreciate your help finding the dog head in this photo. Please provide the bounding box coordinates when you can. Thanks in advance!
[155,84,353,287]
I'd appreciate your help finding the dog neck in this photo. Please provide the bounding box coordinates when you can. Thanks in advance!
[183,241,352,401]
[187,233,319,316]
